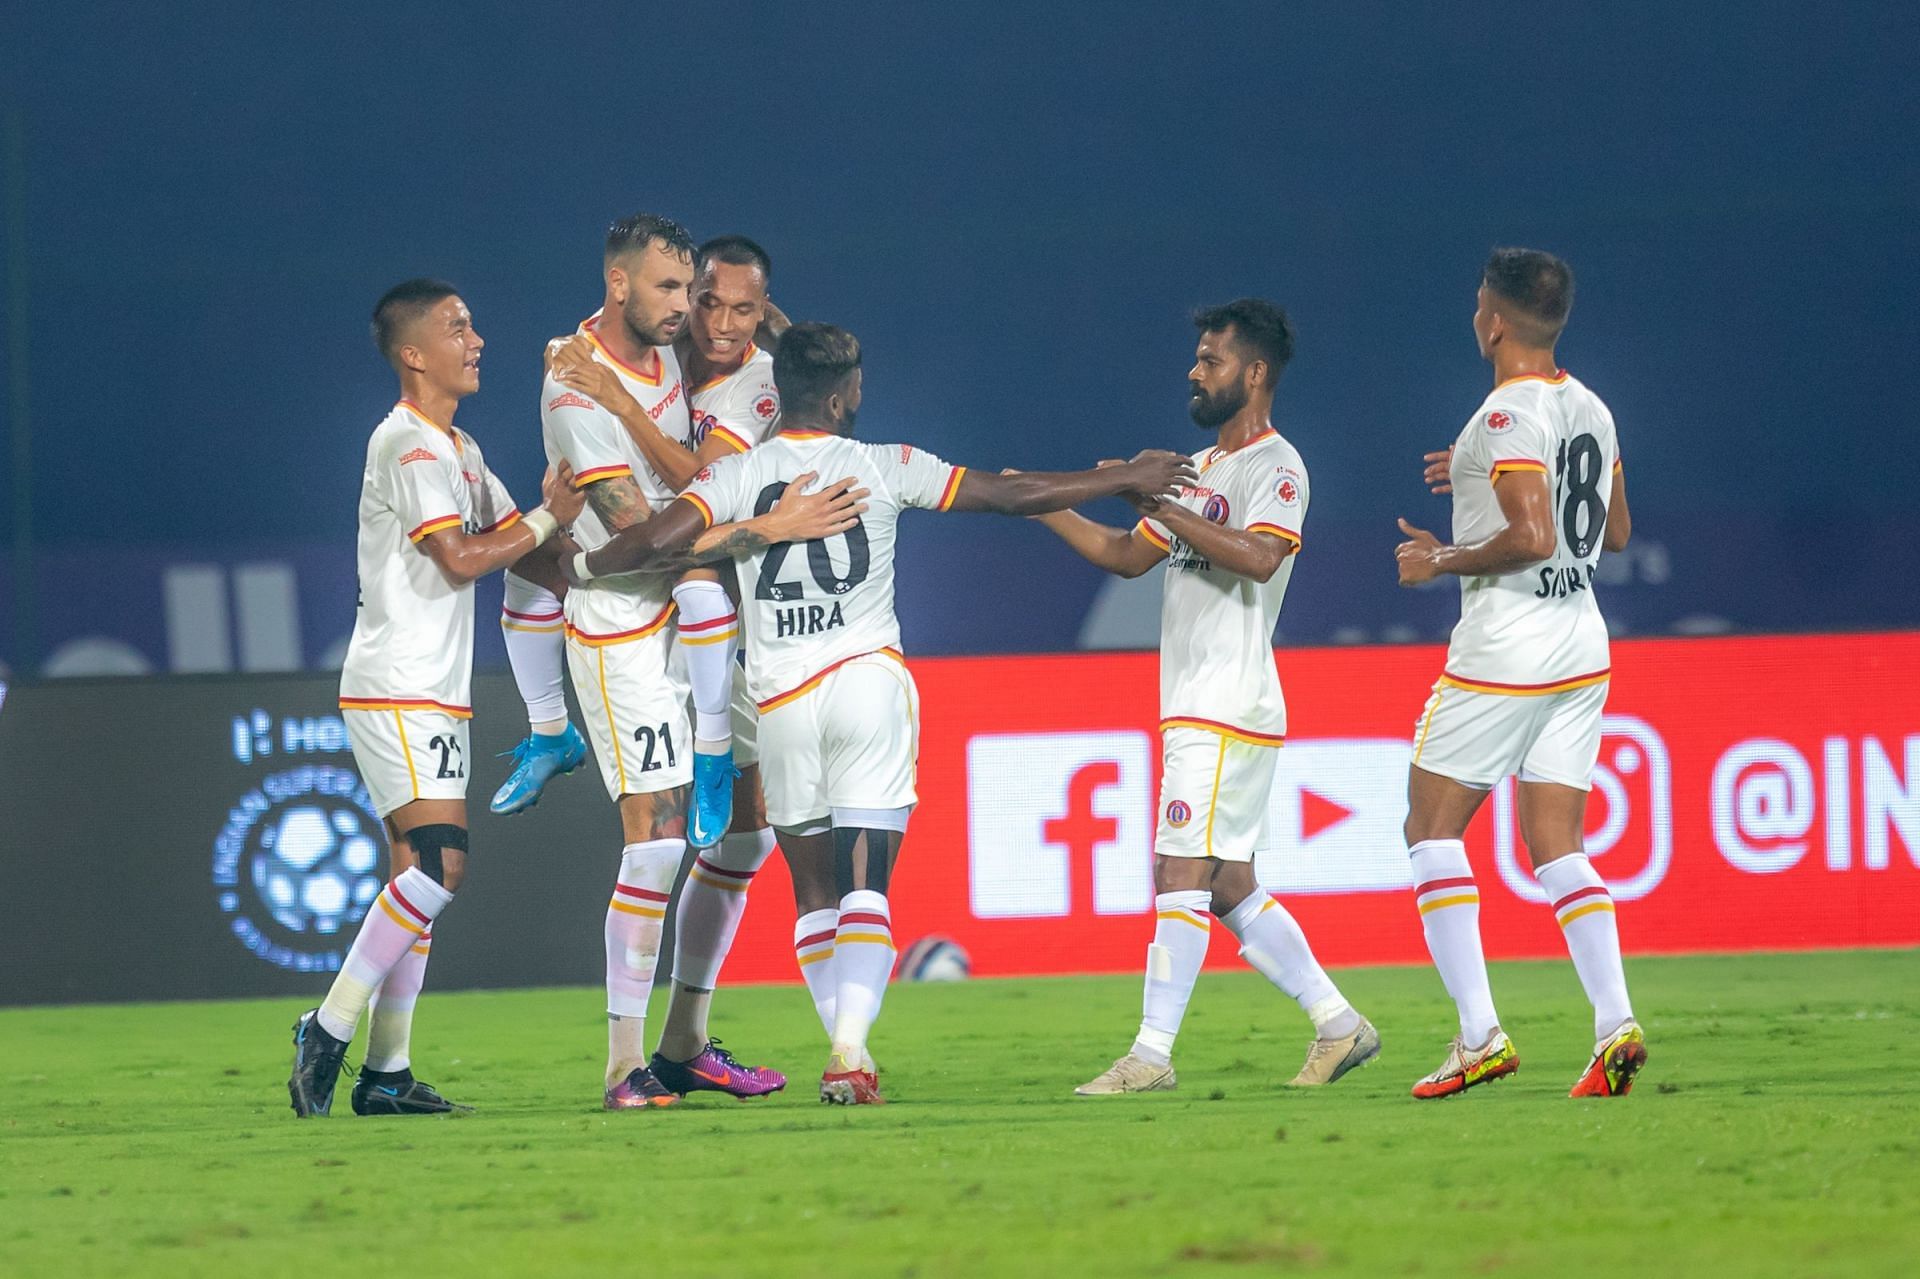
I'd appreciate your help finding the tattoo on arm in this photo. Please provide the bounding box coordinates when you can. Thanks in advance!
[647,524,772,575]
[584,476,652,532]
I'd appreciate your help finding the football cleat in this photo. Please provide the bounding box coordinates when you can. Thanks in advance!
[1570,1020,1648,1098]
[649,1041,787,1099]
[688,749,740,848]
[604,1066,681,1110]
[820,1052,887,1105]
[489,725,588,816]
[1411,1030,1518,1099]
[1288,1016,1382,1087]
[350,1067,472,1116]
[1074,1053,1177,1096]
[287,1009,349,1118]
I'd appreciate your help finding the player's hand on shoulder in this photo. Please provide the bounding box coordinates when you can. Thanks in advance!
[764,471,870,543]
[1394,516,1443,586]
[1122,449,1198,500]
[543,462,586,526]
[1423,446,1455,495]
[551,338,639,417]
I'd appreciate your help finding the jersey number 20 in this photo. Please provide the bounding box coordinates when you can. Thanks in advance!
[750,481,871,601]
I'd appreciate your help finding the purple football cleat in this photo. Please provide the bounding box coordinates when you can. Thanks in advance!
[649,1041,787,1099]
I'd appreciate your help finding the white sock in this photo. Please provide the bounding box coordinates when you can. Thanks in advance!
[829,890,895,1065]
[1132,889,1211,1066]
[672,578,738,748]
[1221,891,1358,1038]
[317,868,452,1042]
[655,829,777,1061]
[363,928,432,1073]
[1536,853,1634,1041]
[794,908,839,1039]
[501,571,569,729]
[604,839,681,1087]
[1410,839,1500,1047]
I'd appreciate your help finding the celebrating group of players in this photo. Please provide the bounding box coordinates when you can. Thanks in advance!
[287,210,1647,1119]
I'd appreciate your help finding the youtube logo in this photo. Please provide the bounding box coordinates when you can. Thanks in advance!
[1259,739,1415,893]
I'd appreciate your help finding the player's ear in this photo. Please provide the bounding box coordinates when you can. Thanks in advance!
[606,264,628,304]
[398,341,428,374]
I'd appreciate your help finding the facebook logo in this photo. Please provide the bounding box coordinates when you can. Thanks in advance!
[966,731,1154,918]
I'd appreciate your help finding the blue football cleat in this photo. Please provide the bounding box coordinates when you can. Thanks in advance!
[489,725,588,815]
[689,748,740,847]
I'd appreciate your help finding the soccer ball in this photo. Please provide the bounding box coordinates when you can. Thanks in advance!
[250,802,383,936]
[898,935,971,982]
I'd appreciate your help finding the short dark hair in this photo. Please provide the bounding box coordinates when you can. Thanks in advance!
[604,212,696,264]
[773,322,861,416]
[1482,247,1574,343]
[1192,298,1295,387]
[696,235,773,281]
[372,278,459,366]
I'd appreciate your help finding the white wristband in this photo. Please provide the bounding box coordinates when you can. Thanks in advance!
[520,508,559,546]
[571,549,596,583]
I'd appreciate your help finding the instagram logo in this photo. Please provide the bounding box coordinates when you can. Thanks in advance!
[1493,715,1674,903]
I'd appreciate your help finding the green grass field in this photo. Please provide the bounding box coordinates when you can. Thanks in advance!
[4,950,1917,1278]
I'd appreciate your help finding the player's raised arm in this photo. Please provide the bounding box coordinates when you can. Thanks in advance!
[569,472,868,582]
[1395,468,1555,586]
[1603,460,1631,552]
[417,463,585,584]
[944,449,1196,516]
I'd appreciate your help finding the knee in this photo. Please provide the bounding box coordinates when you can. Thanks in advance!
[407,823,469,891]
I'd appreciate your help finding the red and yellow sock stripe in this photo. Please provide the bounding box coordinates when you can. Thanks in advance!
[1415,875,1479,916]
[679,611,739,647]
[794,926,837,968]
[610,882,670,920]
[689,855,755,894]
[1155,906,1211,933]
[835,910,895,950]
[1552,884,1615,928]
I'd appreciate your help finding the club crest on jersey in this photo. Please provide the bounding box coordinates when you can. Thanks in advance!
[1202,494,1231,524]
[754,394,779,422]
[1165,800,1193,828]
[398,447,436,466]
[547,391,596,413]
[691,410,718,445]
[1485,410,1513,433]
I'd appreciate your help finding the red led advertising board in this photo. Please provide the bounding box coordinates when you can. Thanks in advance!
[718,632,1920,980]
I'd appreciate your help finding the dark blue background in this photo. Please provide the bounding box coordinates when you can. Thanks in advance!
[3,2,1916,671]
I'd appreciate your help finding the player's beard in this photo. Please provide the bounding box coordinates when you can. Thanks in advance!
[1188,382,1245,429]
[620,298,682,349]
[838,404,859,436]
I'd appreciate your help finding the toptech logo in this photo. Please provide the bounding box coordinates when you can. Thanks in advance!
[966,731,1154,918]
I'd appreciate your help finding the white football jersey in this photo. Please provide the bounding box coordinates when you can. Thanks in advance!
[1441,370,1620,692]
[1137,429,1308,741]
[339,400,519,717]
[541,314,692,639]
[682,431,965,706]
[689,343,780,455]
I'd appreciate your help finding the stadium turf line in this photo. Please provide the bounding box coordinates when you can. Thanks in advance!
[2,949,1916,1278]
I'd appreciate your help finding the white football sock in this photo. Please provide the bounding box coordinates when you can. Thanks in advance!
[794,908,839,1039]
[363,928,432,1073]
[604,839,681,1086]
[501,571,569,729]
[672,579,738,748]
[1221,891,1359,1038]
[1132,889,1211,1066]
[1536,852,1634,1041]
[317,868,452,1042]
[1410,839,1500,1047]
[829,890,895,1065]
[656,828,777,1061]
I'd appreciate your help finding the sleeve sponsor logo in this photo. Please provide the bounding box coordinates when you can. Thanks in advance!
[1274,470,1302,506]
[1485,410,1513,433]
[753,394,779,422]
[398,447,437,465]
[694,465,715,483]
[547,391,596,412]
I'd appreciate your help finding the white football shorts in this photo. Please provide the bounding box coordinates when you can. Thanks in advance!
[566,620,694,801]
[1154,725,1279,862]
[342,705,470,818]
[1410,677,1608,791]
[757,651,919,830]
